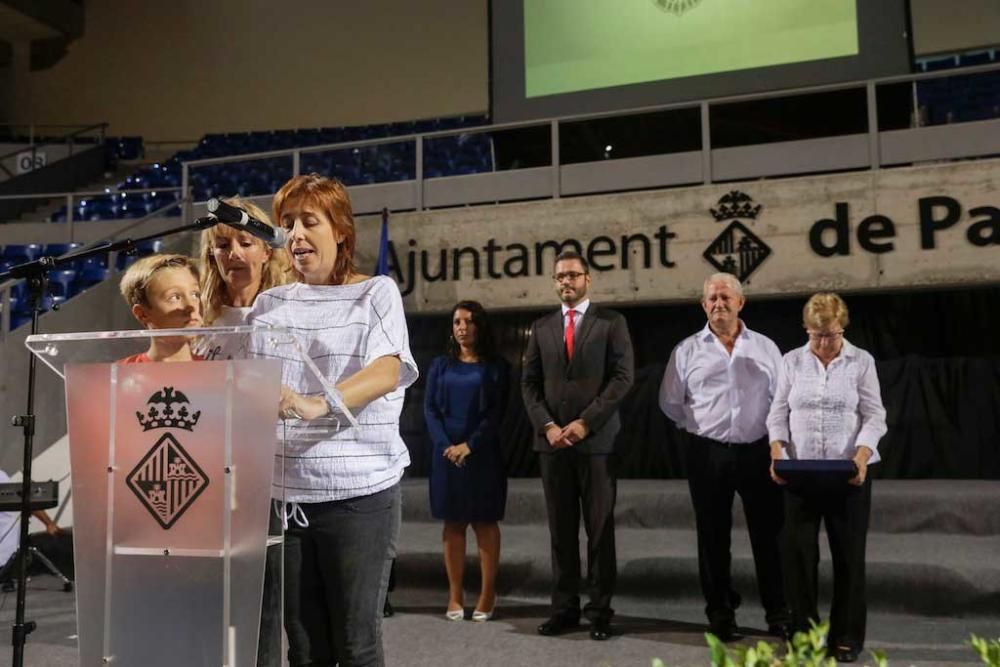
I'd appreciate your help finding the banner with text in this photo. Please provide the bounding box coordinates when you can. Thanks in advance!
[357,158,1000,313]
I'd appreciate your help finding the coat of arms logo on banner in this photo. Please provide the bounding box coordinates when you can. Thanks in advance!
[703,190,772,282]
[126,387,209,529]
[651,0,703,16]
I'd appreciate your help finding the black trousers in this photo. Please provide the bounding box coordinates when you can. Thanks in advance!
[282,485,400,667]
[685,434,788,626]
[783,478,871,651]
[259,510,283,667]
[539,450,617,622]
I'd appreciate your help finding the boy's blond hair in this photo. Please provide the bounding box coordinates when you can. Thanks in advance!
[119,254,200,308]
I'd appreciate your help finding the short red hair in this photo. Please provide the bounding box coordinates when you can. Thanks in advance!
[272,173,357,284]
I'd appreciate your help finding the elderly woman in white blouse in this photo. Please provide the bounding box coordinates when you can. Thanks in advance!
[766,292,887,665]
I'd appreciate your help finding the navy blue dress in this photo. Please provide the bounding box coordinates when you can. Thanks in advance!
[424,356,509,522]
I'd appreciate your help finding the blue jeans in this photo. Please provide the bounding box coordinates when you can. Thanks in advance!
[283,484,401,667]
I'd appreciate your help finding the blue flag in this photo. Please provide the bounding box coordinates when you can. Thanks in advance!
[375,207,390,276]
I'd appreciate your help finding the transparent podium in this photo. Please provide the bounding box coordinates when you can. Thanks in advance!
[26,326,356,667]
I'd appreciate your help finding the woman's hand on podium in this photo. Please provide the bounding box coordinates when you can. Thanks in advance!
[279,385,331,421]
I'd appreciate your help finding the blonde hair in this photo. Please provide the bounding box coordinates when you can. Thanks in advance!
[198,197,291,324]
[119,254,199,308]
[803,292,850,330]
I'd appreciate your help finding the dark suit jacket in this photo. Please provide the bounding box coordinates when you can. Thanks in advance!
[520,304,634,454]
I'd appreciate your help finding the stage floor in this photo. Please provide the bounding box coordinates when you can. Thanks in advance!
[1,478,997,665]
[0,578,995,666]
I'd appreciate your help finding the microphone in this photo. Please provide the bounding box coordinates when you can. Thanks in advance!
[206,198,287,248]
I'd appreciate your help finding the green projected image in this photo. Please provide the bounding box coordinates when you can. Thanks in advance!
[524,0,859,98]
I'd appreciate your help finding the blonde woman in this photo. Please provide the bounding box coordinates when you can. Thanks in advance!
[766,292,887,664]
[199,197,290,327]
[198,197,290,666]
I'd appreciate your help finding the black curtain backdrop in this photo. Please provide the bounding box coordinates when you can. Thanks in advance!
[399,285,1000,480]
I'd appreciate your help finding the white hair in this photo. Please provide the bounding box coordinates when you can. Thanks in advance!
[702,272,744,299]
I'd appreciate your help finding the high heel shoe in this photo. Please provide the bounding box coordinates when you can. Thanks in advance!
[445,608,464,621]
[471,608,495,622]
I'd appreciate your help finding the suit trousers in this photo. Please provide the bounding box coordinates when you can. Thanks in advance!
[539,450,617,622]
[783,477,871,651]
[685,434,788,626]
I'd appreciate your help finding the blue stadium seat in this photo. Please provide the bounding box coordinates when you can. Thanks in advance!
[79,253,109,269]
[10,312,32,330]
[76,265,111,290]
[3,244,43,265]
[116,254,135,271]
[47,269,78,298]
[925,56,959,71]
[959,51,993,67]
[43,243,84,259]
[92,114,505,211]
[12,292,54,324]
[9,281,27,302]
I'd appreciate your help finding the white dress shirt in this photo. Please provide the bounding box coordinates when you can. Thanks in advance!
[766,339,887,463]
[561,298,591,340]
[659,322,782,443]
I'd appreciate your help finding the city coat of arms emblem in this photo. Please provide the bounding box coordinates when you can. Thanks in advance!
[126,387,209,529]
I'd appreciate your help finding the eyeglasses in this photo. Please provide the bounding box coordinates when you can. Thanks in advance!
[807,330,844,341]
[553,271,587,282]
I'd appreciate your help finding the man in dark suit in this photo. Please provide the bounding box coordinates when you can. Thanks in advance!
[521,251,634,641]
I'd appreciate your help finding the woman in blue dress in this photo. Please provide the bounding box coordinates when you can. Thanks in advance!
[425,300,509,622]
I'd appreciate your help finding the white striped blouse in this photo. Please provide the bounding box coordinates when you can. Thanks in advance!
[248,276,418,503]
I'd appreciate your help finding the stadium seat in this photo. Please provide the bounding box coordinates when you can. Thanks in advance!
[75,265,111,290]
[10,312,32,330]
[3,244,43,265]
[43,243,84,259]
[47,269,78,299]
[924,56,958,71]
[959,51,993,67]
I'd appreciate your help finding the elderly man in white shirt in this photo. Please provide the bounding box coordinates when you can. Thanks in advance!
[766,292,887,664]
[659,272,790,642]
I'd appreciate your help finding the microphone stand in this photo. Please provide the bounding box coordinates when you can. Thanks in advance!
[0,217,217,667]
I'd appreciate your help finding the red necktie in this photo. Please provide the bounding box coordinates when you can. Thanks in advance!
[565,309,576,361]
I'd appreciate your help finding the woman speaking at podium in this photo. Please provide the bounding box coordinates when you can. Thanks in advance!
[248,174,418,667]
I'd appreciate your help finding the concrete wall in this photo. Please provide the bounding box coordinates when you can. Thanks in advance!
[911,0,1000,56]
[8,1,998,142]
[12,0,489,140]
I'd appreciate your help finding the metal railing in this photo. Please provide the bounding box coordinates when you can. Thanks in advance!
[176,61,1000,221]
[0,196,190,339]
[0,60,996,233]
[0,185,183,231]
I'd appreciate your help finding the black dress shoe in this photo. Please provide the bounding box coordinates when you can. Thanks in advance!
[709,620,744,642]
[768,623,793,641]
[537,615,580,636]
[382,597,394,618]
[589,619,612,641]
[832,646,859,663]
